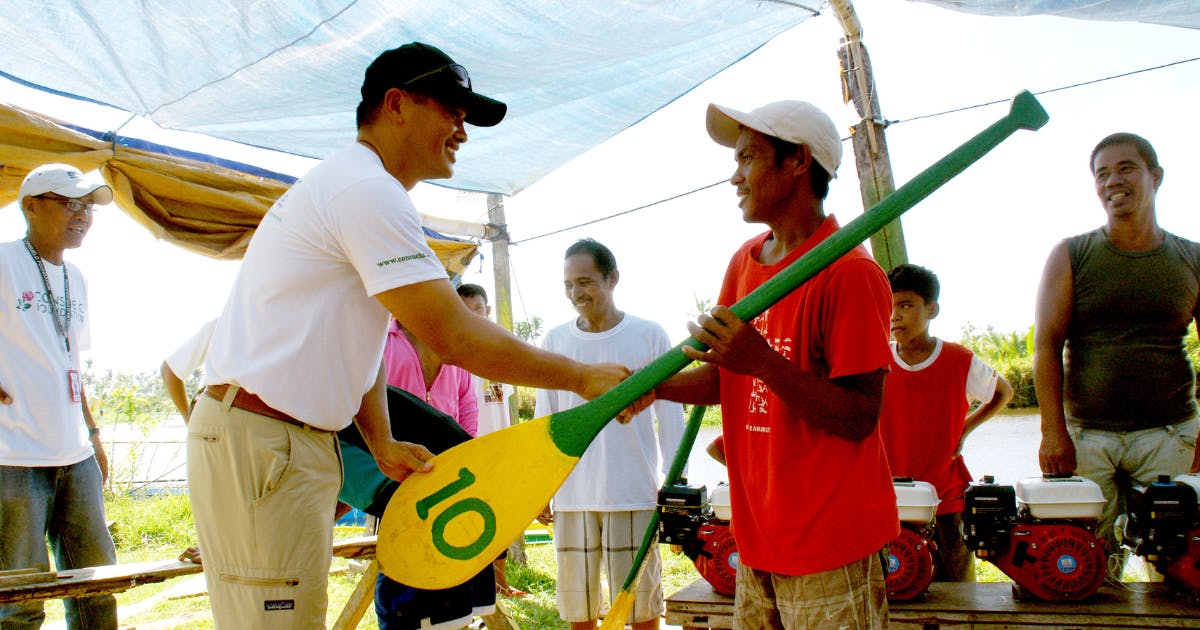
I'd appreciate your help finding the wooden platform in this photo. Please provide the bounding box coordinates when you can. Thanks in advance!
[666,578,1200,629]
[0,536,379,604]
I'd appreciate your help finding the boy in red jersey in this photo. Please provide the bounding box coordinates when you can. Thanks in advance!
[658,100,897,629]
[879,264,1014,582]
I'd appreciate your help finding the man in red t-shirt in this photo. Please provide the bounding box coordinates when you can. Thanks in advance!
[879,264,1014,582]
[659,100,897,629]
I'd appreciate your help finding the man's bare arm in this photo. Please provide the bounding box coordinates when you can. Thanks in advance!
[959,374,1015,454]
[81,386,108,482]
[1034,241,1076,474]
[657,363,721,406]
[161,361,192,422]
[377,279,629,401]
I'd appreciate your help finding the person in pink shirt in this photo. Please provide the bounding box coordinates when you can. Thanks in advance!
[384,318,477,436]
[372,318,491,628]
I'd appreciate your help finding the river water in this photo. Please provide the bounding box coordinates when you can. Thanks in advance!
[681,409,1042,493]
[113,410,1044,497]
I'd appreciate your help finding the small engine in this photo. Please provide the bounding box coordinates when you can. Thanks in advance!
[885,478,940,601]
[658,480,738,596]
[1123,473,1200,595]
[963,474,1107,601]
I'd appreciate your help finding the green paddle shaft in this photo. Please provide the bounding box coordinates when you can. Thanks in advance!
[550,90,1048,456]
[618,404,707,592]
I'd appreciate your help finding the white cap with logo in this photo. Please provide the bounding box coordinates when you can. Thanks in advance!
[706,101,842,179]
[18,163,114,208]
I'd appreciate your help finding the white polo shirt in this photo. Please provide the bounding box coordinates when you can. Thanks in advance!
[204,143,447,430]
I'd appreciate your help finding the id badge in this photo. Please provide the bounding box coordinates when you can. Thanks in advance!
[68,369,82,403]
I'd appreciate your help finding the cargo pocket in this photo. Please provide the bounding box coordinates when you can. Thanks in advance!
[248,419,295,504]
[218,572,304,616]
[220,573,300,588]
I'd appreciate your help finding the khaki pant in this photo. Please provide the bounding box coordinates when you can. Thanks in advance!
[1070,416,1198,556]
[188,388,342,629]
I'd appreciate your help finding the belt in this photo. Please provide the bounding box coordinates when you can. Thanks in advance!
[204,384,331,433]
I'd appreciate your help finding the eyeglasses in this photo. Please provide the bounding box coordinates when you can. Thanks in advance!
[401,64,471,90]
[36,195,97,216]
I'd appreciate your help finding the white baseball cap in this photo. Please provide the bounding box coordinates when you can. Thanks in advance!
[18,163,113,207]
[706,100,842,178]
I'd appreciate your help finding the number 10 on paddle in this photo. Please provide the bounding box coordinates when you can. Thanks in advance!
[379,90,1049,590]
[380,417,581,586]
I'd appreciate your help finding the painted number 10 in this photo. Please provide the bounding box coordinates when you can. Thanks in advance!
[415,467,498,561]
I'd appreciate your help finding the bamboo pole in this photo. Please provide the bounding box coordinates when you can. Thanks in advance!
[830,0,907,270]
[486,193,514,333]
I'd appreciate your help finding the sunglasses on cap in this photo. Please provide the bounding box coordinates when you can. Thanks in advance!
[402,64,471,90]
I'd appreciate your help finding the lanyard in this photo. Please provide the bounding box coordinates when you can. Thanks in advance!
[22,238,71,354]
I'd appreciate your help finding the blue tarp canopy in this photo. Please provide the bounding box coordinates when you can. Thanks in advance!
[0,0,820,196]
[0,1,1194,197]
[914,0,1199,30]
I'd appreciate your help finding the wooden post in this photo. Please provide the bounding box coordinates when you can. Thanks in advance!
[486,193,515,333]
[830,0,907,271]
[331,559,379,630]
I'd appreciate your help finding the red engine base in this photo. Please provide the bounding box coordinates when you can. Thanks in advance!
[693,521,738,596]
[1162,526,1200,594]
[886,524,937,601]
[989,522,1106,601]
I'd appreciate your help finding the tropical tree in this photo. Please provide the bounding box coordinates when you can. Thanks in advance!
[514,316,544,344]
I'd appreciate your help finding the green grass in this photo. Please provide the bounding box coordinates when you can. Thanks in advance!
[688,404,723,429]
[106,492,197,551]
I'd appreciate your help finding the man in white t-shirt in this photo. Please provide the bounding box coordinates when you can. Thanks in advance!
[0,164,117,628]
[188,43,631,628]
[160,317,217,424]
[537,238,686,630]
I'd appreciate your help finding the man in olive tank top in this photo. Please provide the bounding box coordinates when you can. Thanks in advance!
[1034,133,1200,562]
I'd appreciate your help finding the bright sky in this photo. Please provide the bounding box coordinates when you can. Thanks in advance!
[2,0,1198,375]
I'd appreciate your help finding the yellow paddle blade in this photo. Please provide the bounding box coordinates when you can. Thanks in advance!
[378,416,578,589]
[600,589,637,630]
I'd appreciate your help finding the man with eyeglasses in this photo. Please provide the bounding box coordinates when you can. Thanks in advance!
[189,42,632,628]
[1,163,117,629]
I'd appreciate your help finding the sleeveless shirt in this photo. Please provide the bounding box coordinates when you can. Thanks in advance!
[1065,228,1200,430]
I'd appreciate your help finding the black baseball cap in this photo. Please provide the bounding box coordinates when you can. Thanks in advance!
[360,42,507,127]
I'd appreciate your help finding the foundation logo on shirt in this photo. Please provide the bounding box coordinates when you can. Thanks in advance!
[15,290,35,311]
[376,252,429,268]
[746,311,794,417]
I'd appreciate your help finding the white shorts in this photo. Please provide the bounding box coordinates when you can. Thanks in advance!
[554,510,664,624]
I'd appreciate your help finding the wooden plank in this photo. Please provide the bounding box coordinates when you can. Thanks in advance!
[664,608,734,630]
[0,536,378,605]
[666,580,734,629]
[332,536,378,560]
[667,579,1200,629]
[0,560,201,604]
[0,571,57,588]
[0,568,39,577]
[331,558,379,630]
[890,582,1200,629]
